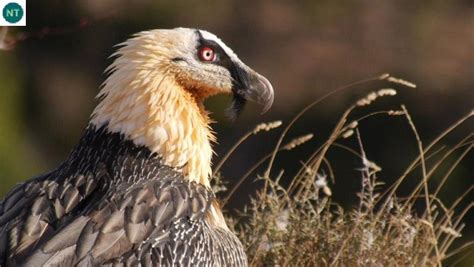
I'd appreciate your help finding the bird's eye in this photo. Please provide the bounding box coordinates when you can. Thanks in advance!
[198,47,217,62]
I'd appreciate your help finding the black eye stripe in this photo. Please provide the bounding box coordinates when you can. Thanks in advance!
[195,30,249,90]
[195,31,233,67]
[197,42,227,62]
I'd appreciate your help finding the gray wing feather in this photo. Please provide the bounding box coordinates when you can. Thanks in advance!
[0,171,100,265]
[20,173,212,266]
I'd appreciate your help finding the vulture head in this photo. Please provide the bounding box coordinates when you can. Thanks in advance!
[170,29,274,117]
[91,28,274,187]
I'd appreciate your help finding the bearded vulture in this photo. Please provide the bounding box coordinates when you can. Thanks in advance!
[0,28,273,266]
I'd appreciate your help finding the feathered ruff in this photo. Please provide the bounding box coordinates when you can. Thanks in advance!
[91,32,215,187]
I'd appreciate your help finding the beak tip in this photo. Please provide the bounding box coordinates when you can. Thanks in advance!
[258,76,274,114]
[260,95,274,114]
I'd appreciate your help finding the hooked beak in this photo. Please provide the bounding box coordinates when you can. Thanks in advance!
[245,72,274,114]
[228,67,274,119]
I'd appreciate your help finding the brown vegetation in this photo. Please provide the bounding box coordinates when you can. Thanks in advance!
[215,75,473,266]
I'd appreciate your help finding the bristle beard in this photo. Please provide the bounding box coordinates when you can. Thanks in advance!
[226,93,246,120]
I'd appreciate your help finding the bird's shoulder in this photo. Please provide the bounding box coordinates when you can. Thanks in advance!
[0,166,103,263]
[20,169,215,266]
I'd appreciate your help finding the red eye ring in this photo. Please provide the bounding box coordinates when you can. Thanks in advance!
[198,46,217,62]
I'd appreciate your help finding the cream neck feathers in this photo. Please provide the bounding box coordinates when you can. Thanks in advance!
[91,42,214,187]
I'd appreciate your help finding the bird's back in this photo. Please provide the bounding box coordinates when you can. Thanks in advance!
[0,125,246,266]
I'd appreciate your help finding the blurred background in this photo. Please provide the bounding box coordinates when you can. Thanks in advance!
[0,0,472,263]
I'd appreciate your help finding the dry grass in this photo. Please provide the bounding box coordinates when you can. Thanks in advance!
[213,74,473,266]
